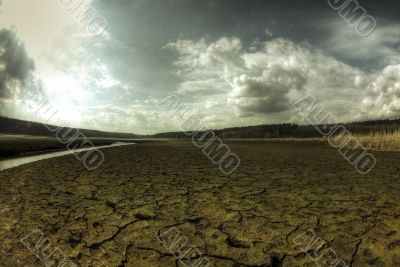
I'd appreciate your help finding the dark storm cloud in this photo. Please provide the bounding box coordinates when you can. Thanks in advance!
[6,0,397,133]
[87,0,331,103]
[0,28,35,99]
[94,0,399,41]
[63,0,397,130]
[90,0,400,91]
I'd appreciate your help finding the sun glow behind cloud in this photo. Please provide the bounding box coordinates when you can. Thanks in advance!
[1,0,400,134]
[0,0,98,125]
[0,0,76,58]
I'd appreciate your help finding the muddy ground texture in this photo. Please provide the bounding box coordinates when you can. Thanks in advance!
[0,141,399,266]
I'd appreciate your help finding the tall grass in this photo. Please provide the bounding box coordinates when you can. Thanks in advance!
[271,130,400,152]
[231,129,400,152]
[339,130,400,152]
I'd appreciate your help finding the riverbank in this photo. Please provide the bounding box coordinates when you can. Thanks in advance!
[0,134,145,159]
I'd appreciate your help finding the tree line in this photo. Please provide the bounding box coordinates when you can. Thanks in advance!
[150,119,400,139]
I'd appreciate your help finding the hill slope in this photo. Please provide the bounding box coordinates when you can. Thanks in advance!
[0,116,138,139]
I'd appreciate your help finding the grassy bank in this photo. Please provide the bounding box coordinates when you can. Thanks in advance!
[347,130,400,152]
[0,135,117,158]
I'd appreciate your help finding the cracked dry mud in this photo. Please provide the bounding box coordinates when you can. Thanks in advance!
[0,141,399,266]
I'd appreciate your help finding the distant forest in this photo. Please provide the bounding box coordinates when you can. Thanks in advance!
[0,116,139,139]
[150,119,400,139]
[2,116,400,139]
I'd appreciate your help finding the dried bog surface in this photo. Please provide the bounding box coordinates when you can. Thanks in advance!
[0,141,399,266]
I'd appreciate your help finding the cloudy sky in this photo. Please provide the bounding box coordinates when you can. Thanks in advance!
[0,0,399,134]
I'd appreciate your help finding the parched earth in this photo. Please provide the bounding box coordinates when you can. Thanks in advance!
[0,141,399,266]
